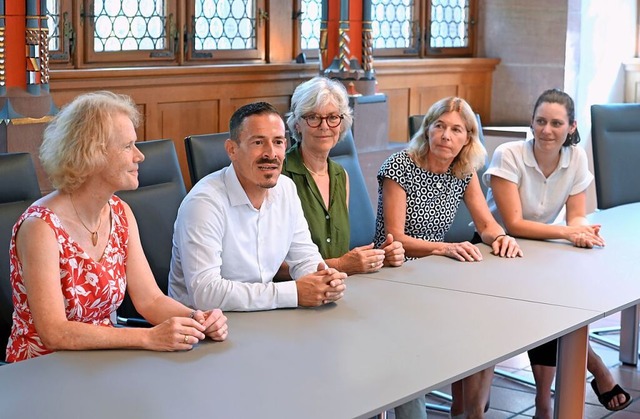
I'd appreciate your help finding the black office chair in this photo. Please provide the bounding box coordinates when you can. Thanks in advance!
[185,131,294,186]
[0,153,42,363]
[589,103,640,360]
[591,103,640,209]
[330,130,376,248]
[115,140,187,325]
[408,114,423,140]
[184,132,231,186]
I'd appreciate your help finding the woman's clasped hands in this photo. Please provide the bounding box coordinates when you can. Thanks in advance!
[568,224,605,248]
[147,309,228,352]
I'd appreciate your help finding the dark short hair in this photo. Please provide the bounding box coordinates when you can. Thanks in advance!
[229,102,282,141]
[532,88,580,146]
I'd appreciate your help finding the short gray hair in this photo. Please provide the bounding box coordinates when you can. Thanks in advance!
[286,76,353,142]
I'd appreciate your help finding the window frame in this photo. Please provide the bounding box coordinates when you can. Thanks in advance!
[369,0,478,59]
[184,0,266,63]
[47,0,74,66]
[294,0,321,61]
[370,0,421,58]
[424,0,478,57]
[80,0,180,65]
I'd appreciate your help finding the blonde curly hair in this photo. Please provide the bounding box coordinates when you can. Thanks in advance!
[40,91,140,193]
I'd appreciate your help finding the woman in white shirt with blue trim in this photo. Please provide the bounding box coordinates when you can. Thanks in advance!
[484,89,630,417]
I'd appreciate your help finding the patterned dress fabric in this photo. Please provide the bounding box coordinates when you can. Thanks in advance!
[6,196,128,362]
[374,150,472,259]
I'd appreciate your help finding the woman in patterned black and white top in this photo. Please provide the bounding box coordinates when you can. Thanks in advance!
[375,96,522,419]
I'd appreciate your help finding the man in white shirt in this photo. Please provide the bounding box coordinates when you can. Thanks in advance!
[169,101,347,311]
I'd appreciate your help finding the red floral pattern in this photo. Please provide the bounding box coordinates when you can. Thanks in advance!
[6,196,128,362]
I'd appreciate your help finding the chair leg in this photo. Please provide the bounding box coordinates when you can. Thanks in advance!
[425,390,453,413]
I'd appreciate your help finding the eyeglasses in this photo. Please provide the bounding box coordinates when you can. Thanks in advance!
[301,114,344,128]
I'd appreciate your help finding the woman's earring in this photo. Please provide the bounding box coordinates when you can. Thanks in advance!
[568,131,576,143]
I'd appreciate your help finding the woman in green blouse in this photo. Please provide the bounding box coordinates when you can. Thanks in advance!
[282,76,404,274]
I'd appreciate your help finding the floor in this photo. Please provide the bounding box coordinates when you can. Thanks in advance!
[357,144,640,418]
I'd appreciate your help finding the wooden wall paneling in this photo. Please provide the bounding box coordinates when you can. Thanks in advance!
[135,104,146,144]
[375,58,500,141]
[229,95,292,117]
[47,59,499,188]
[267,0,295,63]
[458,82,491,122]
[416,85,459,113]
[379,88,410,142]
[5,122,52,193]
[157,100,221,188]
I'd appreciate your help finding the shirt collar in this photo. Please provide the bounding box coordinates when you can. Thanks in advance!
[224,163,277,208]
[523,138,571,170]
[284,142,307,175]
[285,141,342,178]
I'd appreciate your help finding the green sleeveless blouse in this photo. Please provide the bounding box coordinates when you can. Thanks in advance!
[282,142,350,259]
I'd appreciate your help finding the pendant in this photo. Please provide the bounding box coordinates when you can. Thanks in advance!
[436,181,442,189]
[91,231,98,246]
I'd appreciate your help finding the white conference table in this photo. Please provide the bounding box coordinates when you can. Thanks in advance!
[588,204,640,365]
[0,277,600,419]
[362,204,640,357]
[360,203,640,417]
[362,203,640,315]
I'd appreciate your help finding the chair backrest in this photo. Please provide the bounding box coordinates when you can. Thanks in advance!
[115,140,186,321]
[330,130,376,248]
[590,103,640,209]
[184,132,231,186]
[185,131,293,186]
[408,114,423,140]
[185,130,374,248]
[0,153,41,362]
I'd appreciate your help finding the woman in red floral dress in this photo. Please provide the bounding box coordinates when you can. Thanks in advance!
[6,91,228,362]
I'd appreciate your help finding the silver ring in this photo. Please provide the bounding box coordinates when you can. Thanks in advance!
[370,262,375,268]
[183,334,189,344]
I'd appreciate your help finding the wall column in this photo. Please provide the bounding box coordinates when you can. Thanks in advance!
[320,0,388,151]
[0,0,56,192]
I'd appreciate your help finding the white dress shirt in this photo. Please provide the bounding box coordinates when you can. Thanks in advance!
[483,139,593,224]
[169,164,324,311]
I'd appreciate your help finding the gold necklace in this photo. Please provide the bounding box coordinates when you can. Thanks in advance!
[70,194,103,247]
[302,162,328,177]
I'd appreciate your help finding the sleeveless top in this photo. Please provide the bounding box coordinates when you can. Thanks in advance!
[282,142,350,258]
[374,150,472,258]
[6,196,129,362]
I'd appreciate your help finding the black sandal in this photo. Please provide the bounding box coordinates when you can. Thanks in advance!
[590,379,632,411]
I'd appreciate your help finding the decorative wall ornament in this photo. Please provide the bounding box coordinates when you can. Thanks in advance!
[39,20,49,84]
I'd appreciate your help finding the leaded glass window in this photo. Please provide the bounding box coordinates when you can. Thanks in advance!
[193,0,256,51]
[300,0,321,51]
[371,0,415,49]
[93,0,166,52]
[430,0,469,48]
[46,0,61,51]
[46,0,72,63]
